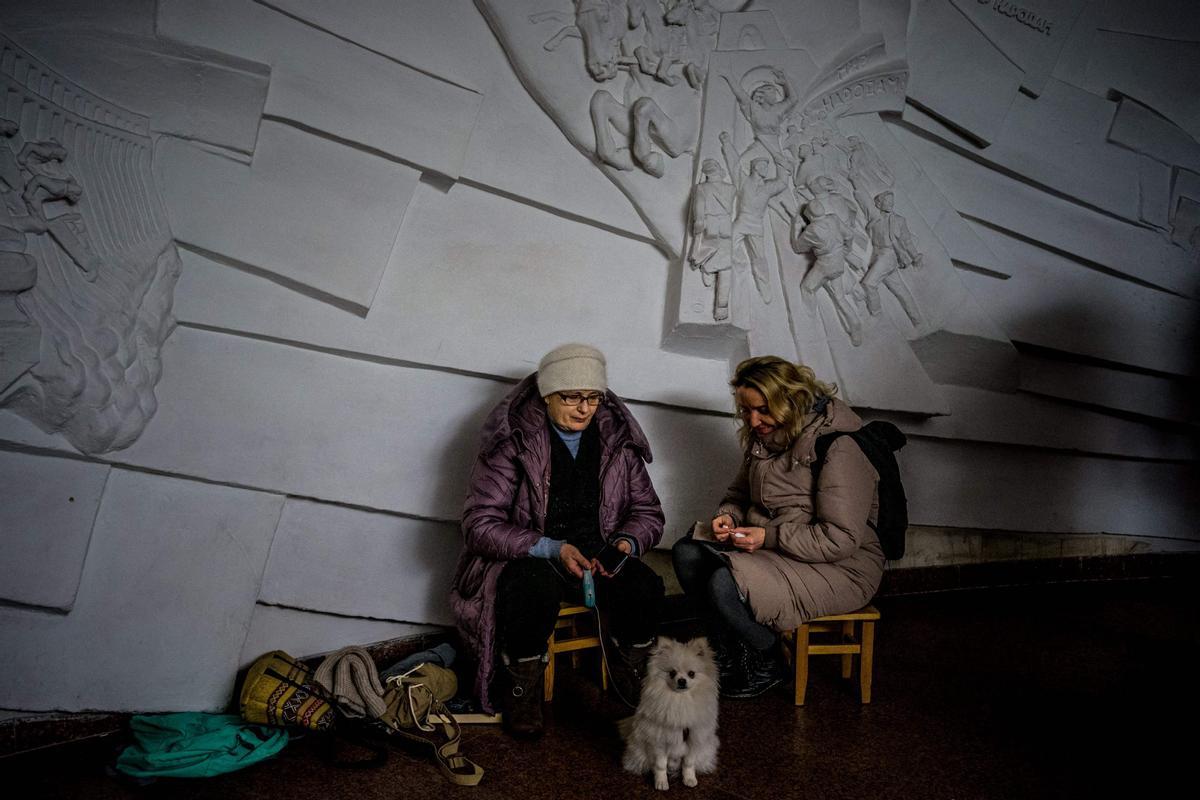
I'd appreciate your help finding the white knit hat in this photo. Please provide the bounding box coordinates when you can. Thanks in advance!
[536,343,608,397]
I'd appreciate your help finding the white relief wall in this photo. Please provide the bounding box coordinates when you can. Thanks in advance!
[0,0,1197,713]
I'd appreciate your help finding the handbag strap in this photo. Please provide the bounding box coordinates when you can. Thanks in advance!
[386,699,484,786]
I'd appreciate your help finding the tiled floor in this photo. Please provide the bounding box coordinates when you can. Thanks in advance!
[4,577,1196,799]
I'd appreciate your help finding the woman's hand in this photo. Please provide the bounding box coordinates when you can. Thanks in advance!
[591,539,633,578]
[560,543,591,578]
[711,514,735,542]
[730,526,766,552]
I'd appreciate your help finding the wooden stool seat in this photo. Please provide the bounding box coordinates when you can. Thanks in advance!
[783,604,880,706]
[544,603,607,701]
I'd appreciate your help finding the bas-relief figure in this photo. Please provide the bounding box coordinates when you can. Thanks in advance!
[721,131,786,305]
[686,157,734,320]
[481,2,1009,412]
[0,36,180,455]
[703,55,925,344]
[863,190,923,327]
[845,135,892,201]
[791,197,862,346]
[12,137,102,282]
[718,65,797,170]
[0,119,43,393]
[0,121,103,397]
[534,0,736,178]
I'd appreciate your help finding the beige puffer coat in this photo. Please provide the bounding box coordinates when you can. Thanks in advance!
[716,397,884,631]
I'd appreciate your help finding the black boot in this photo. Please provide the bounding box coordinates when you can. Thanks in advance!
[608,639,652,708]
[500,655,546,740]
[721,637,786,699]
[704,624,741,692]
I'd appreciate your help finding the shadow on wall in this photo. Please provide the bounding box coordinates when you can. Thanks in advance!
[995,294,1200,538]
[426,375,519,544]
[1013,296,1148,378]
[1009,291,1198,417]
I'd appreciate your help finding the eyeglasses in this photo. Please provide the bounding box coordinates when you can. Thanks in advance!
[556,392,605,407]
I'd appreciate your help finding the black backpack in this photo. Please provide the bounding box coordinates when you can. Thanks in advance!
[812,420,908,560]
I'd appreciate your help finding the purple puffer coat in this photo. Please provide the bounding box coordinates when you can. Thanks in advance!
[449,374,665,711]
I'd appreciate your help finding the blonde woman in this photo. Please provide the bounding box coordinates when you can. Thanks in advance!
[672,356,884,697]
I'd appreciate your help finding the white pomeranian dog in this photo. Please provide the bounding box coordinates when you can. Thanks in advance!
[621,637,720,791]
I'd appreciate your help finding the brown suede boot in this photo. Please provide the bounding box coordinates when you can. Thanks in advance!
[500,655,546,740]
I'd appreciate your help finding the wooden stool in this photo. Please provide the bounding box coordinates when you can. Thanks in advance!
[783,605,879,706]
[544,603,607,701]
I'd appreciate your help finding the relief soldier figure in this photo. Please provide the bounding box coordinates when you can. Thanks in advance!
[794,141,834,202]
[792,197,862,346]
[719,66,798,170]
[722,131,788,304]
[863,190,923,327]
[843,135,894,221]
[687,158,736,321]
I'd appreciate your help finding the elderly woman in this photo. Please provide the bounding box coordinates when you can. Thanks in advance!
[450,344,665,738]
[672,355,884,697]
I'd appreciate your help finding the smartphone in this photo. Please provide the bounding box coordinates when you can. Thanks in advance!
[596,542,629,576]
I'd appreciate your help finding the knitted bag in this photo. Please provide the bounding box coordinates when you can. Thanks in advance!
[240,650,336,732]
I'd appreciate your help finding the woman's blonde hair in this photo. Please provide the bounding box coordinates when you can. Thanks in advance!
[730,355,837,448]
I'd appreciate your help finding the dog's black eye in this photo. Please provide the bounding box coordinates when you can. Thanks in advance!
[687,671,695,678]
[669,670,677,679]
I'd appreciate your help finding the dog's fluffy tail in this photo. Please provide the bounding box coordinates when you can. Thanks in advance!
[616,714,635,741]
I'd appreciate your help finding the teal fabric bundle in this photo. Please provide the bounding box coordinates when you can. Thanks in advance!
[116,712,288,778]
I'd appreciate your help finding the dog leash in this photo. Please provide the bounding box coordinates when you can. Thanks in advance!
[582,568,641,709]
